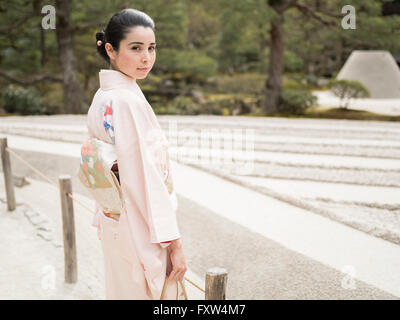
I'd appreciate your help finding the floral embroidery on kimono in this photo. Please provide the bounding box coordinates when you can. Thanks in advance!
[102,101,115,144]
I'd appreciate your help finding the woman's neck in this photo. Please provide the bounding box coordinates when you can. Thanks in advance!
[109,64,136,81]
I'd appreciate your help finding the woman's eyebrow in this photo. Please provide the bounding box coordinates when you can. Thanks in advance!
[128,41,156,45]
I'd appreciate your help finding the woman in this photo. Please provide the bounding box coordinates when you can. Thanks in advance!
[86,8,187,300]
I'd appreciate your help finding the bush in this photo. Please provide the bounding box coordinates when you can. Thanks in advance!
[1,86,44,115]
[305,74,318,86]
[156,49,216,82]
[198,93,256,115]
[205,73,266,94]
[283,79,311,90]
[283,51,304,73]
[204,96,238,115]
[155,91,258,116]
[328,79,370,109]
[156,96,200,115]
[279,89,317,114]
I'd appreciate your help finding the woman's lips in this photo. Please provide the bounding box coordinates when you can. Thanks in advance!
[137,67,149,72]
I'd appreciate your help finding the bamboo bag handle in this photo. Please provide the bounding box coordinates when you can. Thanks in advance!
[160,278,188,300]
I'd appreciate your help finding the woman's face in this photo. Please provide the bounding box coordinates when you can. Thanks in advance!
[106,26,156,80]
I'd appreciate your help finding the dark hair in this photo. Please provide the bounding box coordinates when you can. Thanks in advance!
[96,8,155,63]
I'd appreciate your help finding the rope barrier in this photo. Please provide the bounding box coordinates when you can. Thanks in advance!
[5,146,94,214]
[4,145,206,294]
[184,277,205,293]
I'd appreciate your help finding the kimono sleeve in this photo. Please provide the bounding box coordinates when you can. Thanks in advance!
[113,96,181,245]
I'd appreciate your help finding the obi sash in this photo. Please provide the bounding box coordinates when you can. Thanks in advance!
[77,138,123,221]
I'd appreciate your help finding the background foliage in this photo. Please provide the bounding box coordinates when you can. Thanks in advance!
[0,0,399,116]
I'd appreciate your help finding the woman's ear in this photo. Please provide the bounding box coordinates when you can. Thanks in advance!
[105,43,117,61]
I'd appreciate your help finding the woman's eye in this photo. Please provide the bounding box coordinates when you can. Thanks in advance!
[131,46,155,51]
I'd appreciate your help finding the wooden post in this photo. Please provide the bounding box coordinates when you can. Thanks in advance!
[59,175,77,283]
[0,137,16,211]
[205,267,228,300]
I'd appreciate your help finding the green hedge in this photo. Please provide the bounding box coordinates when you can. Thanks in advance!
[1,86,45,115]
[205,73,266,94]
[156,49,216,82]
[279,89,317,114]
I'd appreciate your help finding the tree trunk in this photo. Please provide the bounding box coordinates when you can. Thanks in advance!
[55,0,85,114]
[40,21,46,67]
[262,10,284,114]
[336,38,343,71]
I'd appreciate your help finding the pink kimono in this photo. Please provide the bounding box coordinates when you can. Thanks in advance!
[86,69,183,300]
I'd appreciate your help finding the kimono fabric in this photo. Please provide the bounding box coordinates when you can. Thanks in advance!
[85,69,184,300]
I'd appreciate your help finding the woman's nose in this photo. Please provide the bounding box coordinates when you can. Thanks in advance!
[142,50,150,62]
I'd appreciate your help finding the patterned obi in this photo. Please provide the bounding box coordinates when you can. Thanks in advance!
[77,138,123,222]
[77,135,177,224]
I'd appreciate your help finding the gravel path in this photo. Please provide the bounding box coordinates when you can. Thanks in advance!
[0,114,399,299]
[0,198,103,299]
[1,115,399,245]
[1,150,396,299]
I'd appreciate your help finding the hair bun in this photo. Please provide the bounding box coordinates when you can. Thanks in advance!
[96,30,105,42]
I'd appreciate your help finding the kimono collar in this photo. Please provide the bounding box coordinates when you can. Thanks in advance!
[99,69,138,91]
[99,69,163,133]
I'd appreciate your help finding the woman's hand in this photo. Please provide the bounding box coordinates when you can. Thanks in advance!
[167,239,187,282]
